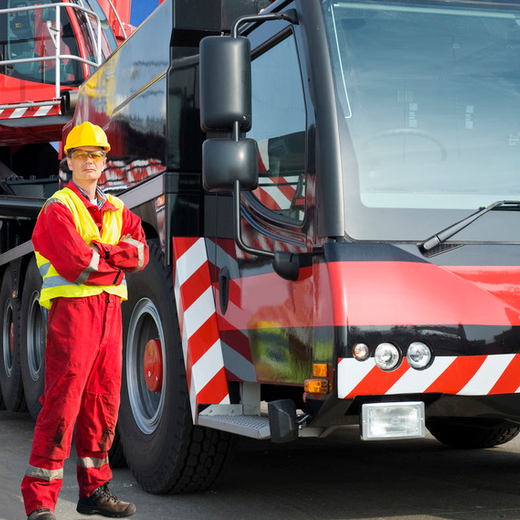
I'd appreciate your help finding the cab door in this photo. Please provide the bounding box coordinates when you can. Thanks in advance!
[211,19,317,388]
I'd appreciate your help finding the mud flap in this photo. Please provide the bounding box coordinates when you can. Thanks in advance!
[268,399,298,443]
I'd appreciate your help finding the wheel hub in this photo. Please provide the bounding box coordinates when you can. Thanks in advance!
[143,338,163,393]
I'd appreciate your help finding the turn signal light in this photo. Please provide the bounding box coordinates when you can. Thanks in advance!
[352,343,370,361]
[313,363,328,377]
[304,378,330,394]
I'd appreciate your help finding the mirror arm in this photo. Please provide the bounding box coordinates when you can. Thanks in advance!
[232,120,240,142]
[231,11,298,38]
[233,180,274,259]
[227,9,299,264]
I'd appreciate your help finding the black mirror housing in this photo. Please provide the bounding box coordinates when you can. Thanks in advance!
[200,36,252,132]
[202,138,258,191]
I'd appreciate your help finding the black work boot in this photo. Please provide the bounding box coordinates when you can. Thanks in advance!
[27,509,56,520]
[76,482,136,517]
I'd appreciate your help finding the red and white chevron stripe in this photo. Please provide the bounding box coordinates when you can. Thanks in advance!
[0,104,61,120]
[172,237,230,421]
[211,240,257,382]
[338,353,520,399]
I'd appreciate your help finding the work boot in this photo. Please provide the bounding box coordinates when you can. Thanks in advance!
[76,482,136,517]
[27,509,56,520]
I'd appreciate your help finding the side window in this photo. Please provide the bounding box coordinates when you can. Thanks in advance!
[248,34,306,221]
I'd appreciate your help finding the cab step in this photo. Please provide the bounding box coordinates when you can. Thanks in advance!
[197,406,270,439]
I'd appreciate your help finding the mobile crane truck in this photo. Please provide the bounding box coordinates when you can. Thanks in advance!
[3,0,520,495]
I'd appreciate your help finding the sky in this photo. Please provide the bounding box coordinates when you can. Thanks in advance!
[129,0,160,27]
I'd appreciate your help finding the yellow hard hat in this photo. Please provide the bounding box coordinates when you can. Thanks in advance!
[64,121,111,154]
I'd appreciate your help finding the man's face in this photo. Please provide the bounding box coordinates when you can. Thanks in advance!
[66,146,107,184]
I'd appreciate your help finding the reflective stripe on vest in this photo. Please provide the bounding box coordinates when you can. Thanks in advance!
[35,188,128,309]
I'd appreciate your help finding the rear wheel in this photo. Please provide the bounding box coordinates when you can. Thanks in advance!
[0,265,25,412]
[20,258,47,420]
[118,240,234,494]
[427,418,520,449]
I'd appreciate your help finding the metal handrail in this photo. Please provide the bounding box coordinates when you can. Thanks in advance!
[105,0,127,39]
[0,2,102,101]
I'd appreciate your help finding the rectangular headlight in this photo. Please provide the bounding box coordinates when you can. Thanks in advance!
[361,402,425,441]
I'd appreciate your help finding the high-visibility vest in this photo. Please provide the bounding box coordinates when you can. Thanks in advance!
[35,187,128,309]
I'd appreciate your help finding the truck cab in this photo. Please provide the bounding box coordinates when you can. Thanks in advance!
[199,0,520,444]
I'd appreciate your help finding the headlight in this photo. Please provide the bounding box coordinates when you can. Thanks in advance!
[407,342,432,369]
[374,342,401,371]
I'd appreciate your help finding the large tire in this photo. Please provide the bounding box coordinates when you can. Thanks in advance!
[118,240,234,494]
[0,265,25,411]
[20,258,47,420]
[427,418,520,449]
[108,424,127,468]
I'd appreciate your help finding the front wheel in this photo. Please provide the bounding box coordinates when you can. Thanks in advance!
[427,418,520,449]
[118,240,234,494]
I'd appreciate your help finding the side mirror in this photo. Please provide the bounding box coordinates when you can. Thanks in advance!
[200,35,258,192]
[200,36,252,133]
[202,138,258,191]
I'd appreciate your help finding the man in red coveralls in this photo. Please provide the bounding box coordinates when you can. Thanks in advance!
[21,122,149,520]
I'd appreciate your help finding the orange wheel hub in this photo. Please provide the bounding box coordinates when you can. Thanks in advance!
[143,339,163,393]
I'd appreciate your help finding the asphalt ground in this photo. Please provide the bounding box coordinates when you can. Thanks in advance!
[3,410,520,520]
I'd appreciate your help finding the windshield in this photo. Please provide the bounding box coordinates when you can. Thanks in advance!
[322,0,520,242]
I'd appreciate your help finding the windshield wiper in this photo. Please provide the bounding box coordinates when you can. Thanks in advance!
[419,200,520,253]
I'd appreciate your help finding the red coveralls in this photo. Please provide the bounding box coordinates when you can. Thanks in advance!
[21,182,148,515]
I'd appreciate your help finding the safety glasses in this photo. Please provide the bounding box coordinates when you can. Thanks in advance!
[69,150,106,162]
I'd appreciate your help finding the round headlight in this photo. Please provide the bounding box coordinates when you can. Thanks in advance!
[374,343,401,371]
[407,342,432,370]
[352,343,370,361]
